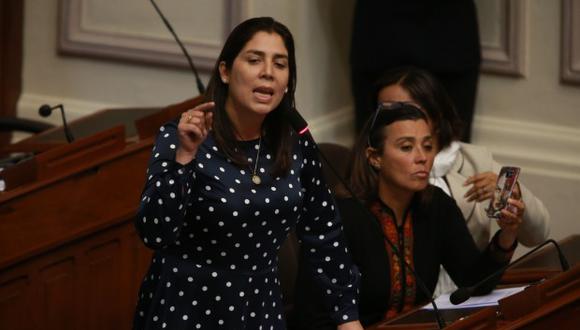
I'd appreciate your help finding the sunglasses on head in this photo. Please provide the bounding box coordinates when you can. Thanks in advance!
[367,102,424,147]
[368,102,402,131]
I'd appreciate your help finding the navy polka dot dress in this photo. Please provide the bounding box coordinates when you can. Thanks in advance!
[133,121,360,329]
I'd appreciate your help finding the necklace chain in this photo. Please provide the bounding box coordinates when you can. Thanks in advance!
[251,137,262,185]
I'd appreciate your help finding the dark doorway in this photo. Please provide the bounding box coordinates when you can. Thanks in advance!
[0,0,24,146]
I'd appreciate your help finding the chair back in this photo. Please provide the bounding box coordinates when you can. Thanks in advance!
[318,142,352,193]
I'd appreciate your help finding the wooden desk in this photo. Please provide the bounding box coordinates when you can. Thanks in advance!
[367,307,491,330]
[367,236,580,329]
[0,97,200,330]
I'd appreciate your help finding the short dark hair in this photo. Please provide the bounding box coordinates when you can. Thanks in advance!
[205,17,297,177]
[343,103,429,201]
[372,66,463,150]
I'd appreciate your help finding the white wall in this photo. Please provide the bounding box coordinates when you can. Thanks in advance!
[20,0,213,122]
[473,0,580,255]
[19,0,356,145]
[18,0,580,252]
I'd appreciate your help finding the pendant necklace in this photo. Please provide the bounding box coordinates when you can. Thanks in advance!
[251,136,262,185]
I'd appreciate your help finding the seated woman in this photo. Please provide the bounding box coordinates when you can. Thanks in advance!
[373,66,550,295]
[293,104,523,328]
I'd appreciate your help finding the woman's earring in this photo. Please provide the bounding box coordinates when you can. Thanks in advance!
[284,87,288,93]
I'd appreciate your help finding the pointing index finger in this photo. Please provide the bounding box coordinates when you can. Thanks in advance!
[195,101,215,113]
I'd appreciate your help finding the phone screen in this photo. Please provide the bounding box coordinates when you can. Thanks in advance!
[486,166,521,219]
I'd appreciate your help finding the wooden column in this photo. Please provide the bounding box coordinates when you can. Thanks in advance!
[0,0,24,146]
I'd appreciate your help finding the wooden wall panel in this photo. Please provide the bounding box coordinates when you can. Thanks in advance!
[58,0,247,71]
[39,258,78,330]
[0,222,152,330]
[0,109,158,329]
[0,275,32,330]
[476,0,527,76]
[85,240,124,329]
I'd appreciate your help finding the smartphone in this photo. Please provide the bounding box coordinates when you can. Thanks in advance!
[486,166,521,219]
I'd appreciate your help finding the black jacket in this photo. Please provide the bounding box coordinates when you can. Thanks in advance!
[293,187,511,329]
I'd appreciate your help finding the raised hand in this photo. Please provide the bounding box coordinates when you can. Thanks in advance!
[175,101,215,165]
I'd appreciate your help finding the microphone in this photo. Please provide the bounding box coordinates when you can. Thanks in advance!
[149,0,205,95]
[285,107,310,136]
[450,238,570,305]
[287,109,446,329]
[38,104,75,143]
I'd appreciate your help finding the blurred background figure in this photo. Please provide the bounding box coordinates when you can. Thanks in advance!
[350,0,481,141]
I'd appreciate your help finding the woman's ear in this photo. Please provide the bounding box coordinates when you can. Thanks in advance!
[366,147,381,170]
[218,61,229,84]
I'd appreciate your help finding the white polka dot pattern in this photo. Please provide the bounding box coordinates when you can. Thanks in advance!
[133,122,359,329]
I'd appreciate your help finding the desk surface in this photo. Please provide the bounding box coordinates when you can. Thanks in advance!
[28,107,161,142]
[366,235,580,329]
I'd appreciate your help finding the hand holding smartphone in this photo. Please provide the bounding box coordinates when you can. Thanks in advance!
[486,166,521,219]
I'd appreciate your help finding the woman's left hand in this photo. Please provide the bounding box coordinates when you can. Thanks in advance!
[464,171,497,202]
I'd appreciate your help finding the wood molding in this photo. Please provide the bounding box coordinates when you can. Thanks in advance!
[561,0,580,84]
[57,0,246,71]
[473,114,580,181]
[480,0,527,77]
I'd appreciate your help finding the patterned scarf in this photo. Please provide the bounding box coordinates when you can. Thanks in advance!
[370,199,417,320]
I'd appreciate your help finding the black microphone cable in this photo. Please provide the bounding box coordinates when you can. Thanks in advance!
[449,238,570,305]
[149,0,205,95]
[285,108,447,329]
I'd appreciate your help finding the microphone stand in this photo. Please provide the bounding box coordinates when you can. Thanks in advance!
[38,104,74,143]
[149,0,205,95]
[450,238,570,305]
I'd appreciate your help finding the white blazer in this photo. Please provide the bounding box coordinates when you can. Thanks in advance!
[445,143,551,250]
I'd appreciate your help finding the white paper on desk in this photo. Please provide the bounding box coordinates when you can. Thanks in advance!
[422,286,527,310]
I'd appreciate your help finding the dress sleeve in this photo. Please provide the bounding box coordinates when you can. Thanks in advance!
[294,135,361,325]
[437,191,514,293]
[518,183,551,246]
[135,121,197,249]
